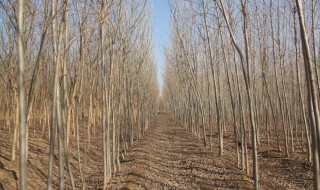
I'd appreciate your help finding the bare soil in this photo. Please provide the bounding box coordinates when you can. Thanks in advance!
[108,114,252,190]
[0,114,314,189]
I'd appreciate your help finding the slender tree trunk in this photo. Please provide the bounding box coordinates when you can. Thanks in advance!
[296,1,320,189]
[17,0,27,188]
[219,0,258,188]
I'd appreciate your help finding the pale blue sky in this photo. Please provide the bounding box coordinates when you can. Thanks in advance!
[151,0,170,95]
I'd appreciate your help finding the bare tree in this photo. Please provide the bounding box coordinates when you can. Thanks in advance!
[296,0,320,189]
[16,0,26,189]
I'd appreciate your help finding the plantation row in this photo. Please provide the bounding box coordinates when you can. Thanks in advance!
[0,0,159,189]
[163,0,320,189]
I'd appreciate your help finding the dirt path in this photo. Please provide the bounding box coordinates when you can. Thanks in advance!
[0,114,312,189]
[107,114,253,190]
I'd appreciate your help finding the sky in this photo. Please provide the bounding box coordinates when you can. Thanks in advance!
[150,0,171,96]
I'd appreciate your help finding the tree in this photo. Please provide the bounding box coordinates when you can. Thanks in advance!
[17,0,27,189]
[296,0,320,189]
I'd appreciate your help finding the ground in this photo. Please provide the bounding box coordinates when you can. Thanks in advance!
[0,114,314,189]
[108,114,252,190]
